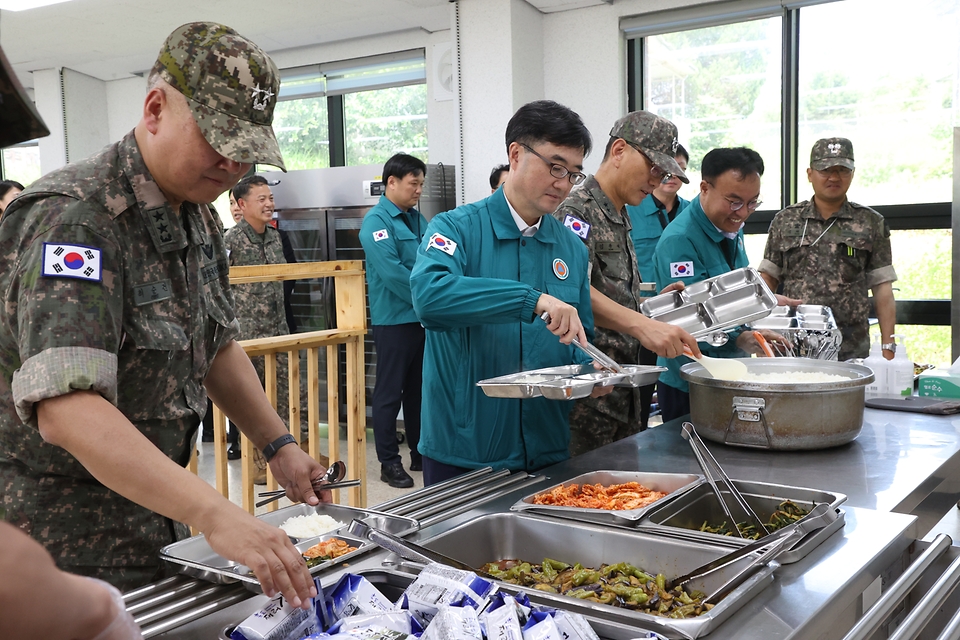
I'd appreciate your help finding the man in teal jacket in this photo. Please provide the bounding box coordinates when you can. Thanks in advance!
[653,147,771,421]
[410,101,603,486]
[359,153,428,489]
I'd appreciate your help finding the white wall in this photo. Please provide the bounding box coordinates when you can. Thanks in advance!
[106,76,147,142]
[62,68,110,162]
[34,68,66,174]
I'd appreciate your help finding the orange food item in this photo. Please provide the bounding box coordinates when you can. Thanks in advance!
[531,481,667,511]
[303,538,357,561]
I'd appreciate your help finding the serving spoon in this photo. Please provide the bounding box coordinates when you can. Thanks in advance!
[683,345,748,381]
[255,460,351,508]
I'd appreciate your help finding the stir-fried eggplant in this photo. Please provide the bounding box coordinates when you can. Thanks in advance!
[699,500,810,540]
[479,558,713,618]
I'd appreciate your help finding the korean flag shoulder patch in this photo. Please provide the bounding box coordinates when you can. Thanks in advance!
[563,214,591,240]
[670,261,694,278]
[427,232,457,256]
[42,243,103,282]
[373,229,389,242]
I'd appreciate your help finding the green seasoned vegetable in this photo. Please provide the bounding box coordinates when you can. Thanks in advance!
[698,500,811,540]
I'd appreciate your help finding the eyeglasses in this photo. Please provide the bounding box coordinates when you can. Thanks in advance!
[625,141,672,183]
[519,143,586,185]
[705,181,762,212]
[815,167,853,178]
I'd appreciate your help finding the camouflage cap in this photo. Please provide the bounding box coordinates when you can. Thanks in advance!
[609,111,689,183]
[810,137,854,171]
[152,22,286,172]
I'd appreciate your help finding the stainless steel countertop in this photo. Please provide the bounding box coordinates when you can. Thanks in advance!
[158,407,960,639]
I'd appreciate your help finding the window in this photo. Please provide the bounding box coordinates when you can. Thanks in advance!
[1,144,41,186]
[344,84,428,166]
[274,96,330,171]
[645,17,783,205]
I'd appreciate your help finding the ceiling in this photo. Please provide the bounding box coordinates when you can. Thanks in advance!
[1,0,613,90]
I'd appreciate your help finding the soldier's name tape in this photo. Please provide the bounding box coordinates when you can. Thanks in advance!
[42,243,103,282]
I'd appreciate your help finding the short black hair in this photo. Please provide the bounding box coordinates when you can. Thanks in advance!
[383,153,426,183]
[489,164,509,190]
[675,143,689,164]
[232,174,269,201]
[701,147,764,181]
[505,100,592,157]
[0,180,25,200]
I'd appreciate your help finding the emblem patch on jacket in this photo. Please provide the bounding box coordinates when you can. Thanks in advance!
[553,258,569,280]
[373,229,389,242]
[42,242,103,282]
[670,261,694,278]
[563,214,590,239]
[428,232,457,256]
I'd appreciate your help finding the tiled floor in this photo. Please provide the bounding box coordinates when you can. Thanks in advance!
[195,426,421,515]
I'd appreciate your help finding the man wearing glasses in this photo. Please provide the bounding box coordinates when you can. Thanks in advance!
[653,147,778,421]
[758,138,897,361]
[554,111,701,455]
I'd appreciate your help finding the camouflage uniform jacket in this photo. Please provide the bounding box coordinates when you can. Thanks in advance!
[223,219,289,340]
[0,131,239,588]
[554,176,644,425]
[759,198,896,360]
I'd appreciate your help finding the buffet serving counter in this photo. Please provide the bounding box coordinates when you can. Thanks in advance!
[145,407,960,639]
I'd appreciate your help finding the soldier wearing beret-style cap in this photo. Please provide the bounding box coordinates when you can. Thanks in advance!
[0,22,324,608]
[759,137,898,361]
[553,111,700,456]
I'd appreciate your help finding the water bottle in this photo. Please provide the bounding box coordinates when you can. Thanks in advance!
[863,336,887,399]
[888,335,914,397]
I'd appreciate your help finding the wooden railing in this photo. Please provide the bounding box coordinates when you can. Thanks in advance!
[191,260,367,513]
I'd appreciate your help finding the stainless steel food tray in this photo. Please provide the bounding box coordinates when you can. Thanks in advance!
[641,479,846,564]
[418,512,776,639]
[160,504,419,592]
[747,304,842,360]
[639,267,777,346]
[511,470,702,524]
[478,364,665,400]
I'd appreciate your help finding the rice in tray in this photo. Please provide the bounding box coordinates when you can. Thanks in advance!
[739,370,850,383]
[279,514,344,538]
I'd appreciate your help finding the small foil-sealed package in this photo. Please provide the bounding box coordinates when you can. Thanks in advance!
[324,574,396,629]
[552,610,601,640]
[399,563,496,626]
[231,578,323,640]
[303,628,414,640]
[481,593,525,640]
[326,610,423,636]
[420,604,482,640]
[521,611,564,640]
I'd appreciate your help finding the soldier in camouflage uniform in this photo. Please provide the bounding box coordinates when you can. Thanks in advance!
[554,111,700,456]
[225,175,291,472]
[0,23,325,606]
[759,138,897,361]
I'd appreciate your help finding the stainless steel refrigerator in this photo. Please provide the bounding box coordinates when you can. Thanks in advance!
[259,163,457,426]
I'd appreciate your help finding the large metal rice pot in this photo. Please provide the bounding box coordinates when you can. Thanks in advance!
[680,358,874,450]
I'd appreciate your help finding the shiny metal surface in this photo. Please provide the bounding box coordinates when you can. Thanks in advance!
[477,364,664,400]
[682,359,873,450]
[747,304,843,359]
[510,470,701,524]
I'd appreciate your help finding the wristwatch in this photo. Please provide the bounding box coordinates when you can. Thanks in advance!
[262,433,297,463]
[881,342,897,353]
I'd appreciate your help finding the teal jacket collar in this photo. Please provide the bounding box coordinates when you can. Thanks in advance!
[489,188,560,244]
[689,195,741,243]
[378,194,422,219]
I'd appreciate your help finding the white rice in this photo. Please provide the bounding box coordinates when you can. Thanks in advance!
[739,370,850,383]
[279,514,344,539]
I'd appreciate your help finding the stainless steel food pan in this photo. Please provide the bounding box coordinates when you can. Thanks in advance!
[511,470,702,524]
[419,512,776,639]
[478,365,664,400]
[641,479,846,564]
[161,504,418,590]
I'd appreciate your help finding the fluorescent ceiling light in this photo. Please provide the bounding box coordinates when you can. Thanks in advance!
[0,0,77,10]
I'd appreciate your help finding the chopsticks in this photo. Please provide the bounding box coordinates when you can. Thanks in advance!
[256,479,362,508]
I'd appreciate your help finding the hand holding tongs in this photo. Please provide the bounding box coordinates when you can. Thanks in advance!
[681,422,769,539]
[256,460,359,508]
[539,311,623,373]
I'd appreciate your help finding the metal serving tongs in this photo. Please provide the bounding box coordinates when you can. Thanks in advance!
[256,460,360,508]
[539,311,624,373]
[347,519,497,580]
[681,422,769,539]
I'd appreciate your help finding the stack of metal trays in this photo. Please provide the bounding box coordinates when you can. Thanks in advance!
[510,470,702,524]
[746,304,843,360]
[639,267,778,346]
[477,364,665,400]
[639,479,846,564]
[159,503,418,593]
[418,512,777,639]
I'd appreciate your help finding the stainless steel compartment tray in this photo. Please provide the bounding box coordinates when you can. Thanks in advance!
[478,364,665,400]
[160,504,419,590]
[640,268,777,342]
[641,479,846,564]
[511,470,702,523]
[747,304,842,359]
[419,512,776,639]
